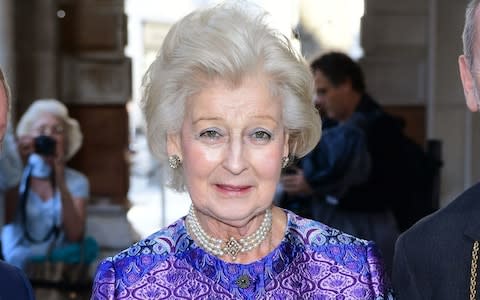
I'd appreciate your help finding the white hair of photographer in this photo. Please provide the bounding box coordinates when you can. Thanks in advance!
[16,99,83,160]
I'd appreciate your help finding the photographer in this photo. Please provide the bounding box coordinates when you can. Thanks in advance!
[1,99,90,270]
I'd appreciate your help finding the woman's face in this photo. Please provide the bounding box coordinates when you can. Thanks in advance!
[30,112,66,156]
[168,76,289,227]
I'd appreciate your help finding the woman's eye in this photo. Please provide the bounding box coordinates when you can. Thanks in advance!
[252,130,272,142]
[199,129,221,139]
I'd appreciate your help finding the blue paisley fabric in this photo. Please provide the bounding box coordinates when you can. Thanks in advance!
[92,210,394,299]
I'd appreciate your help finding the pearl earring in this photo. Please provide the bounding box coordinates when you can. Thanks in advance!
[168,155,182,169]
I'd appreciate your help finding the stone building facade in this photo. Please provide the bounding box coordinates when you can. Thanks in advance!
[0,0,476,218]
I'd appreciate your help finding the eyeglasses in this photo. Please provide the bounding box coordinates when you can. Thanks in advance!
[32,124,65,136]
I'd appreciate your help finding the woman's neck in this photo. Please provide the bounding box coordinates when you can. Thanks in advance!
[225,207,287,264]
[188,206,287,263]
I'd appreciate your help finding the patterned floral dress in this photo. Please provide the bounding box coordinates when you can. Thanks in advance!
[91,210,394,299]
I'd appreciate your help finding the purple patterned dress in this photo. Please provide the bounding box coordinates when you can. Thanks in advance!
[91,210,394,299]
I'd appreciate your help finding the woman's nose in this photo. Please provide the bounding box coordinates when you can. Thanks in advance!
[222,137,247,175]
[42,128,54,136]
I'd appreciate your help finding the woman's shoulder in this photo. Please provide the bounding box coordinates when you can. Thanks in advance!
[64,167,90,197]
[64,167,89,188]
[286,210,370,245]
[64,167,88,182]
[285,210,379,267]
[98,217,188,271]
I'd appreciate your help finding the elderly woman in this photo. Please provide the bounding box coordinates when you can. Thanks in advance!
[2,99,89,270]
[92,4,393,299]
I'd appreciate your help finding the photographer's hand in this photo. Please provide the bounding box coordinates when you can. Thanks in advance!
[281,169,313,195]
[53,140,86,242]
[17,135,34,164]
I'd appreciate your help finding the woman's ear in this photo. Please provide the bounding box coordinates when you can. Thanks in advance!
[166,132,182,158]
[459,55,479,112]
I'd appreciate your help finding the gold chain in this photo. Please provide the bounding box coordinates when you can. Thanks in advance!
[470,241,479,300]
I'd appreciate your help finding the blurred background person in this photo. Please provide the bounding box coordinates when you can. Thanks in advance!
[301,51,438,274]
[0,66,35,299]
[280,52,408,274]
[278,112,371,220]
[279,55,370,216]
[2,99,90,271]
[92,3,393,299]
[310,52,437,232]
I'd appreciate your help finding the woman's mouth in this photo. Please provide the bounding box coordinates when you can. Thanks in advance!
[215,184,252,195]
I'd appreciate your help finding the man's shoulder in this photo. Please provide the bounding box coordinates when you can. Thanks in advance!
[0,260,22,279]
[0,261,34,299]
[399,182,480,244]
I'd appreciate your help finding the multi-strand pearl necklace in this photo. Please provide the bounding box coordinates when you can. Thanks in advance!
[186,205,272,260]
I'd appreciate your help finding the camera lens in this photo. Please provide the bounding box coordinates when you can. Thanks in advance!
[33,135,56,156]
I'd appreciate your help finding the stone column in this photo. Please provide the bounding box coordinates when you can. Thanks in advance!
[361,0,477,207]
[59,0,131,206]
[430,0,476,205]
[361,0,428,106]
[14,0,58,117]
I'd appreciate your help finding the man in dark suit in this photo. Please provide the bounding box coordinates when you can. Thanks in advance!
[393,0,480,298]
[0,67,35,299]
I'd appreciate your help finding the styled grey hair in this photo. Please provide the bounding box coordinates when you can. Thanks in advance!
[141,3,321,191]
[0,67,11,110]
[463,0,480,69]
[16,99,83,161]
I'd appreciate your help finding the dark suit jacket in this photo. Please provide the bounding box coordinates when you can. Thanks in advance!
[393,182,480,299]
[0,260,35,300]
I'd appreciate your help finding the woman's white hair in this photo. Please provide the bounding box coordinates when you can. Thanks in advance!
[141,2,321,191]
[16,99,83,161]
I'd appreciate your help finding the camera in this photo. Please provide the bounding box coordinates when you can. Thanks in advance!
[34,135,56,156]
